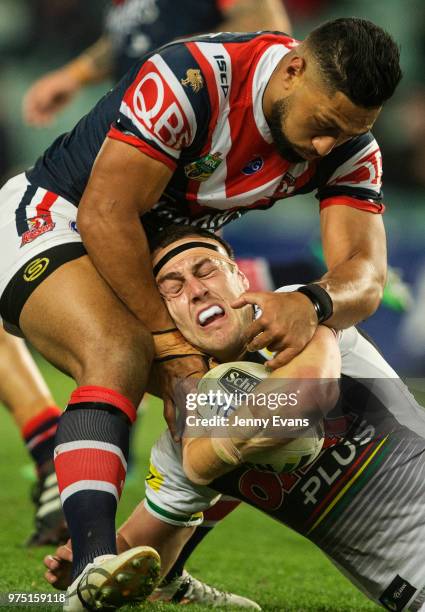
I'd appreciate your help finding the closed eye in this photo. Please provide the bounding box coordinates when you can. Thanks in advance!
[195,263,218,278]
[159,280,184,297]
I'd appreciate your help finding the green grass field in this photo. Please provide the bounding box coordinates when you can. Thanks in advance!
[0,352,380,611]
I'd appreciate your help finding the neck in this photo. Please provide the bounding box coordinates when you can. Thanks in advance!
[262,49,296,121]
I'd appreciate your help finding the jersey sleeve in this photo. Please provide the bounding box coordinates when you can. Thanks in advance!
[107,43,210,171]
[316,133,385,214]
[216,0,238,9]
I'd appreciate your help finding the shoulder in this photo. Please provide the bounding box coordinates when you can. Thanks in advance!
[317,132,381,185]
[315,132,384,210]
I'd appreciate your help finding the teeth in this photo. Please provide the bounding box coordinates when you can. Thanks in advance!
[199,305,224,325]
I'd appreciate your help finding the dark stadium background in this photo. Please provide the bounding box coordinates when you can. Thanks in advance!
[0,1,423,610]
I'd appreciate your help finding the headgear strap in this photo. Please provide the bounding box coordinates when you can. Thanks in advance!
[153,241,223,277]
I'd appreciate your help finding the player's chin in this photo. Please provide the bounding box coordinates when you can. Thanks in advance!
[208,337,242,359]
[195,322,240,353]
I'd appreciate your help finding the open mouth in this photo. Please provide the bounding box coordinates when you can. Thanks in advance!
[197,305,225,327]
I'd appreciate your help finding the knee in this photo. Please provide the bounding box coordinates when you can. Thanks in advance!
[0,332,25,375]
[0,328,21,354]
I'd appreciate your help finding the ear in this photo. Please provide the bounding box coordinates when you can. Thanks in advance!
[237,268,250,291]
[281,55,306,89]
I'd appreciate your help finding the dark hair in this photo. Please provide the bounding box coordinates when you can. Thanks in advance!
[306,18,402,108]
[148,225,235,259]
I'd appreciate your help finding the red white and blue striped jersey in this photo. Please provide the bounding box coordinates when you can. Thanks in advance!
[27,32,385,236]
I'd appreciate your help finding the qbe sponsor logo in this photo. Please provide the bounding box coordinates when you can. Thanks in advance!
[132,70,190,147]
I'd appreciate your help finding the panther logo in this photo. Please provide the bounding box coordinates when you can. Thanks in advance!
[181,69,204,93]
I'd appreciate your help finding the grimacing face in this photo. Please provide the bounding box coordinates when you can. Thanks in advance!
[154,239,252,362]
[268,62,381,162]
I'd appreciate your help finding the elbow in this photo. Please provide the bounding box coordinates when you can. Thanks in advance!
[297,380,340,423]
[77,183,132,231]
[76,204,96,241]
[376,268,386,304]
[358,257,386,317]
[77,196,124,242]
[376,254,387,293]
[374,260,387,303]
[366,272,386,316]
[314,378,340,418]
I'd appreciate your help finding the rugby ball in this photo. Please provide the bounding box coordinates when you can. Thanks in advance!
[197,361,324,473]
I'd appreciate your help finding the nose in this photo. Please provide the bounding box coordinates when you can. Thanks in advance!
[311,136,337,157]
[187,277,209,301]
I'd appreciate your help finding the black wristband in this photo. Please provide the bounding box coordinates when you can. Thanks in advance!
[297,284,333,323]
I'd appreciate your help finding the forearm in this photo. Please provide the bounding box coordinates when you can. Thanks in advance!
[78,203,173,331]
[64,35,114,85]
[78,141,175,331]
[319,206,387,329]
[316,254,386,329]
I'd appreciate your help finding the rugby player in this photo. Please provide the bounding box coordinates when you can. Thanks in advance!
[47,227,425,611]
[0,17,401,610]
[18,0,287,562]
[0,328,66,546]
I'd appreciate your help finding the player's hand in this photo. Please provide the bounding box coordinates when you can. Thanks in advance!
[23,70,81,126]
[43,540,72,590]
[158,355,208,442]
[231,291,318,369]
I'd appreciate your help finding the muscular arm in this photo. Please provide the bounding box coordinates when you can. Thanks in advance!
[318,206,387,329]
[183,326,340,484]
[219,0,292,33]
[78,139,209,437]
[77,139,174,331]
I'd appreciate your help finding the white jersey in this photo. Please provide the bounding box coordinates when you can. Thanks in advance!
[145,289,425,612]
